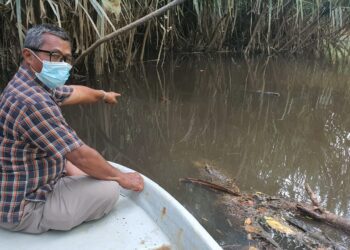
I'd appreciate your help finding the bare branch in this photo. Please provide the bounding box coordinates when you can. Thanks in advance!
[180,177,241,196]
[305,183,321,207]
[74,0,187,66]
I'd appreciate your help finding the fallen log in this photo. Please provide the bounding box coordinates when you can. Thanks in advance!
[296,205,350,234]
[181,176,350,248]
[179,177,241,196]
[296,183,350,235]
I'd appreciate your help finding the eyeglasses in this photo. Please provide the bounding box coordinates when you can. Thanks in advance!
[27,48,74,64]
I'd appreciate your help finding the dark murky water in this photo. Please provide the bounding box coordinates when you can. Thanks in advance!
[63,55,350,247]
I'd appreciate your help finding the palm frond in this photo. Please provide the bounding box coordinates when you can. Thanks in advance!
[1,0,349,71]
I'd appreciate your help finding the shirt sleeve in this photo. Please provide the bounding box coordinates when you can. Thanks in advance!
[17,102,84,158]
[51,85,73,105]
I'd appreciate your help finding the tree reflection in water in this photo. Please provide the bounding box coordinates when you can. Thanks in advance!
[64,55,350,246]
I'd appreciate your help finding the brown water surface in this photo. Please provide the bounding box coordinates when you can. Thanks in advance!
[63,55,350,247]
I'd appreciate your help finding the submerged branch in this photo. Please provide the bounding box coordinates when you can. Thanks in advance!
[74,0,187,66]
[305,183,321,207]
[297,184,350,234]
[179,177,241,196]
[297,205,350,234]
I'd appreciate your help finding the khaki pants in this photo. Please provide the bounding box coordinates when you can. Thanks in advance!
[0,176,120,234]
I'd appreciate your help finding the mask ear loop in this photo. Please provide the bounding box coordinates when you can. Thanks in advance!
[26,48,43,74]
[27,49,43,62]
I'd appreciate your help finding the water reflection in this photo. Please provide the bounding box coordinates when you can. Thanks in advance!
[63,55,350,246]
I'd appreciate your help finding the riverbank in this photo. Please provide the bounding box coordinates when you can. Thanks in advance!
[1,0,349,72]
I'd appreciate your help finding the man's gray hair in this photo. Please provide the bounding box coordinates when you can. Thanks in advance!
[24,24,71,49]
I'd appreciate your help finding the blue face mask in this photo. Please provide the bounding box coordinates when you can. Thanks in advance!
[30,50,72,89]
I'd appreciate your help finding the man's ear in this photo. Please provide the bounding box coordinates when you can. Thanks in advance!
[22,48,33,65]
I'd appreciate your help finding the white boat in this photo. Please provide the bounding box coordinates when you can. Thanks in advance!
[0,162,222,250]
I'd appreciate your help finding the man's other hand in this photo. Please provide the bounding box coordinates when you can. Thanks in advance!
[117,172,144,192]
[66,145,144,192]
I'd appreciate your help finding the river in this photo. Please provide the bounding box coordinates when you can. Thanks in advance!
[61,54,350,247]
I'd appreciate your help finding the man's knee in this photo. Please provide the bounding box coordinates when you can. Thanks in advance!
[64,176,120,205]
[41,179,120,231]
[98,181,120,208]
[80,180,120,223]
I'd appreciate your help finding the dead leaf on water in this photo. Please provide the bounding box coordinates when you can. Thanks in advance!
[257,207,268,214]
[247,200,255,206]
[244,217,252,225]
[248,247,259,250]
[241,200,255,206]
[264,216,295,235]
[244,225,260,234]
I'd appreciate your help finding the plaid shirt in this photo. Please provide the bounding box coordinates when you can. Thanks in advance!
[0,64,84,224]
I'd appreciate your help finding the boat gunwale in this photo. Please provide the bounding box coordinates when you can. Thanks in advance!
[110,161,222,250]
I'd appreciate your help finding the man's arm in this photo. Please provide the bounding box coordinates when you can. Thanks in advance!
[61,85,121,106]
[66,144,144,191]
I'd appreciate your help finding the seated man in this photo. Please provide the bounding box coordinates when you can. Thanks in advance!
[0,24,144,234]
